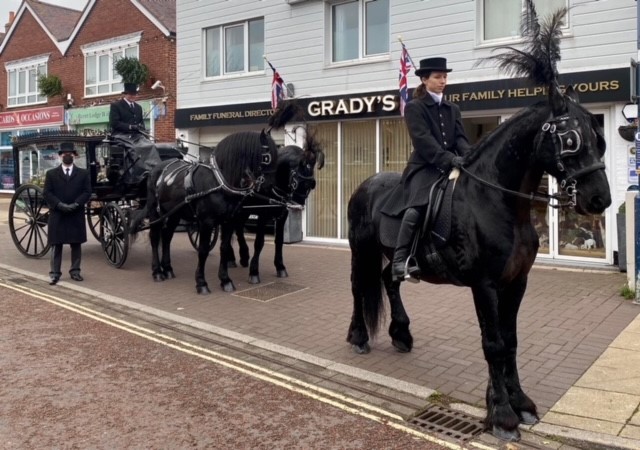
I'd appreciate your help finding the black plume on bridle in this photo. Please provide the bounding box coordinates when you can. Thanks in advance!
[479,0,566,89]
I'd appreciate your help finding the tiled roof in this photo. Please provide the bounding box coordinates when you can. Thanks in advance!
[138,0,175,34]
[27,0,83,41]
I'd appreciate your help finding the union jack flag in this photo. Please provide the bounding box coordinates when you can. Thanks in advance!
[267,60,286,109]
[398,43,414,116]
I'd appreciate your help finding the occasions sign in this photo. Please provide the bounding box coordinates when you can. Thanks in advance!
[175,68,630,128]
[0,106,64,129]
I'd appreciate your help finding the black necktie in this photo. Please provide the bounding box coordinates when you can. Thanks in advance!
[65,168,70,178]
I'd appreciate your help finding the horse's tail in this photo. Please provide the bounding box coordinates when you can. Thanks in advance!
[348,180,385,338]
[128,204,148,242]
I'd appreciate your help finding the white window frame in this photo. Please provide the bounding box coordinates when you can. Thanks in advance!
[479,0,570,45]
[328,0,389,64]
[204,18,264,79]
[81,33,142,98]
[5,54,49,107]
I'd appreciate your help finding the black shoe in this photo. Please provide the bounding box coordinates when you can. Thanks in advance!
[70,273,83,282]
[392,261,421,283]
[49,277,59,285]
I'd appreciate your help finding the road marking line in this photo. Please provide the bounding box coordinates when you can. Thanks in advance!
[1,281,473,450]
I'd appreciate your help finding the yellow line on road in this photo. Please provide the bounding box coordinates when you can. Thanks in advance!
[1,281,475,450]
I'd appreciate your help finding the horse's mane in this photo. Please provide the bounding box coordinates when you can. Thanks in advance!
[480,0,566,88]
[215,131,276,185]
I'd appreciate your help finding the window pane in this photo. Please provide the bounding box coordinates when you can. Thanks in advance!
[9,71,16,96]
[206,27,221,77]
[341,121,376,238]
[86,55,96,84]
[365,0,388,55]
[307,123,338,238]
[99,55,109,82]
[484,0,520,40]
[18,71,26,94]
[29,69,37,94]
[535,0,567,19]
[380,118,411,173]
[225,25,244,73]
[124,47,137,58]
[332,2,358,62]
[248,19,264,72]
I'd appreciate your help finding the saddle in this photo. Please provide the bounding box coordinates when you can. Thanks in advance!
[380,171,459,275]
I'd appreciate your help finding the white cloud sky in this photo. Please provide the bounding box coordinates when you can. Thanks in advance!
[0,0,88,30]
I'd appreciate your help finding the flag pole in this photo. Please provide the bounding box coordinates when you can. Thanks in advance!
[263,54,294,98]
[397,36,417,69]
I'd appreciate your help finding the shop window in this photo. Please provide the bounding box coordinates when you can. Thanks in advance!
[330,0,389,63]
[306,123,338,238]
[380,118,411,173]
[82,33,141,97]
[481,0,568,42]
[6,55,48,107]
[205,18,264,77]
[341,121,377,238]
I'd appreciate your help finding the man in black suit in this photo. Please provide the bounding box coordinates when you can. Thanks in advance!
[109,82,146,137]
[43,142,92,285]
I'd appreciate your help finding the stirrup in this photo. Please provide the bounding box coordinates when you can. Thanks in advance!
[402,257,421,284]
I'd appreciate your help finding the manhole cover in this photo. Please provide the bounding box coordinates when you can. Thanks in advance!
[232,281,307,302]
[408,405,484,442]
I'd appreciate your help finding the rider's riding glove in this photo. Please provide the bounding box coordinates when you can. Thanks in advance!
[451,156,465,169]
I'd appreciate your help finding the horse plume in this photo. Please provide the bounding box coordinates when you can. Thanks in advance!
[268,100,304,131]
[482,0,566,87]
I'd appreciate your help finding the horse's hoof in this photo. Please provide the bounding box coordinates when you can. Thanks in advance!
[519,411,539,425]
[164,270,176,279]
[153,273,165,282]
[248,275,260,284]
[392,339,411,353]
[276,269,288,278]
[492,425,520,442]
[196,285,211,295]
[351,343,370,354]
[222,281,236,292]
[227,261,237,268]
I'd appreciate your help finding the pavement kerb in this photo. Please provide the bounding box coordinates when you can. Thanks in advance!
[4,261,640,450]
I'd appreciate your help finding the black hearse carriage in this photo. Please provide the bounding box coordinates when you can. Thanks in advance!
[7,130,203,268]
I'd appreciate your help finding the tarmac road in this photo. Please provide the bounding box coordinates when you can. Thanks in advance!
[0,283,453,450]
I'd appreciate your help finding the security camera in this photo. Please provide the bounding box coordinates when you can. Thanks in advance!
[151,80,163,90]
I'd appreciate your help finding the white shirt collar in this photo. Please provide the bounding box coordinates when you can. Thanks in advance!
[427,91,443,104]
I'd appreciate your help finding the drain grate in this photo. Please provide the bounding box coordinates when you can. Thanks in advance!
[232,281,307,302]
[408,405,484,442]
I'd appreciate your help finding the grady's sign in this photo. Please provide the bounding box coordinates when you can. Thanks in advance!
[308,94,396,117]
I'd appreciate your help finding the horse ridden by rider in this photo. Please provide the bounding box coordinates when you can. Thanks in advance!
[346,0,610,441]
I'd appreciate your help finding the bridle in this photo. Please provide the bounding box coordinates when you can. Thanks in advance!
[461,112,605,209]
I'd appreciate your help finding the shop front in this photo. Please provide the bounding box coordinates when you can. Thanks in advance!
[66,99,154,136]
[176,67,630,266]
[0,105,65,193]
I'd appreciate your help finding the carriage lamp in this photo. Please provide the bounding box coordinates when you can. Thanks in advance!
[619,103,639,142]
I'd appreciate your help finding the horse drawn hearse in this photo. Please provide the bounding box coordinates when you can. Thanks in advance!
[7,130,196,268]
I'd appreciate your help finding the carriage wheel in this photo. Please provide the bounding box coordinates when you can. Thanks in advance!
[86,200,104,241]
[187,222,218,252]
[100,202,129,268]
[8,184,51,258]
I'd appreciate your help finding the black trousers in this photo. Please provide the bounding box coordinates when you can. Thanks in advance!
[49,243,82,278]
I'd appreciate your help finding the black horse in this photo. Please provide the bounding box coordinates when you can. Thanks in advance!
[130,129,279,294]
[222,130,325,283]
[346,3,611,442]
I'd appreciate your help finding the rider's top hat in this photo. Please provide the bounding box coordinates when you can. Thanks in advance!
[415,57,452,77]
[58,142,78,155]
[123,83,139,95]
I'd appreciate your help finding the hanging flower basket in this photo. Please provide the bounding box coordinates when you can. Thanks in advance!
[618,124,637,142]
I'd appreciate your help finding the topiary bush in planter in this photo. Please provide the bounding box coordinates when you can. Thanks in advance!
[114,56,149,86]
[37,74,63,98]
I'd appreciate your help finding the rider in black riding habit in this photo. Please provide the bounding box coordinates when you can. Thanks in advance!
[389,57,470,283]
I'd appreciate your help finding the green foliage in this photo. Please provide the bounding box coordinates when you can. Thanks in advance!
[114,56,149,85]
[620,283,635,300]
[37,74,63,97]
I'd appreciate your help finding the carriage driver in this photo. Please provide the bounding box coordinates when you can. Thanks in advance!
[109,83,146,139]
[387,57,470,283]
[43,142,92,285]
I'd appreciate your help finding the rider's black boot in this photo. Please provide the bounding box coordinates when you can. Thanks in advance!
[392,207,421,283]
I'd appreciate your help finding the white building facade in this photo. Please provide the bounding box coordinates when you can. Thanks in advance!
[176,0,636,267]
